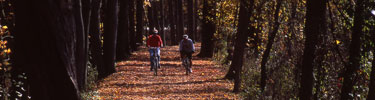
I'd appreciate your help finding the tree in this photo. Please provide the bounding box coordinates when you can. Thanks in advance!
[116,0,131,61]
[89,0,104,71]
[169,0,178,45]
[100,0,118,79]
[15,0,81,99]
[260,0,282,91]
[129,0,137,51]
[231,0,254,93]
[198,0,215,58]
[187,0,194,40]
[136,0,145,45]
[340,0,364,99]
[299,0,326,99]
[368,15,375,100]
[176,0,184,41]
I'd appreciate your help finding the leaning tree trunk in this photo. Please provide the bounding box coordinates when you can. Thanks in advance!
[116,0,131,61]
[340,0,364,99]
[100,0,118,79]
[299,0,326,99]
[260,0,282,92]
[198,0,215,58]
[231,0,254,93]
[129,0,137,51]
[89,0,104,70]
[136,0,145,45]
[15,0,82,99]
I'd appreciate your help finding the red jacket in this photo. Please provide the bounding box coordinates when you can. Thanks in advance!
[147,35,163,47]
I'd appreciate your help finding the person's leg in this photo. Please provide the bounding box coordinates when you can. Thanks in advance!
[149,49,154,71]
[157,48,161,67]
[188,52,193,72]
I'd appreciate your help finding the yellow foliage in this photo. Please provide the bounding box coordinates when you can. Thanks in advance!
[2,25,8,30]
[336,40,341,45]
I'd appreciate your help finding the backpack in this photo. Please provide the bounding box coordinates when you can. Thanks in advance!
[182,39,192,51]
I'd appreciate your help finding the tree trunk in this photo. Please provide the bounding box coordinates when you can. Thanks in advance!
[299,0,326,99]
[116,0,131,61]
[198,0,215,58]
[15,0,81,99]
[187,0,194,40]
[193,0,199,41]
[368,23,375,100]
[89,0,104,70]
[231,0,254,93]
[77,0,92,91]
[170,0,178,45]
[147,5,154,35]
[136,0,145,45]
[340,0,364,99]
[129,0,137,51]
[260,0,282,91]
[100,0,118,79]
[176,0,184,41]
[160,0,166,46]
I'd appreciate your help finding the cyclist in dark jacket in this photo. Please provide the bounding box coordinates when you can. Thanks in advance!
[179,34,195,72]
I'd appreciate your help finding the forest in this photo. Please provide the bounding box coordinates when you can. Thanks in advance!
[1,0,375,99]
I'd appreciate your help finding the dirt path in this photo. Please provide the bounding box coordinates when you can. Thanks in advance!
[93,44,239,99]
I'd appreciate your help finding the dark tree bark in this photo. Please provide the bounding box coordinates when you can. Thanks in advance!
[260,0,282,91]
[100,0,118,79]
[169,0,178,45]
[231,0,254,93]
[15,0,81,99]
[89,0,104,70]
[299,0,326,99]
[116,0,131,61]
[340,0,364,99]
[193,0,199,41]
[176,0,184,41]
[129,0,137,51]
[160,0,166,46]
[187,0,194,40]
[368,22,375,100]
[78,0,92,91]
[197,0,215,58]
[136,0,145,45]
[147,4,154,35]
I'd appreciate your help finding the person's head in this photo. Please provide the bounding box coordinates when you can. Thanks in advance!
[153,29,158,35]
[183,34,188,39]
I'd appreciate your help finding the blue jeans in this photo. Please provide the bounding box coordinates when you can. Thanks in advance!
[149,48,160,67]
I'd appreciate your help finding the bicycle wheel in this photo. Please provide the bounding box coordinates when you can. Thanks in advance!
[184,58,189,75]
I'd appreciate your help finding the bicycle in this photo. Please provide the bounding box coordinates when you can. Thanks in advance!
[182,54,191,75]
[150,47,159,76]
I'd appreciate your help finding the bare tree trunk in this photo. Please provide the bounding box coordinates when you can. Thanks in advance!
[260,0,282,91]
[116,0,131,61]
[15,0,81,99]
[187,0,194,40]
[368,22,375,100]
[136,0,145,45]
[299,0,326,99]
[340,0,364,99]
[231,0,254,93]
[170,0,178,45]
[129,0,136,51]
[89,0,104,70]
[100,0,118,79]
[198,0,215,58]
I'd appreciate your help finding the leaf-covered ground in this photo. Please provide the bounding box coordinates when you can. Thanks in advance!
[92,44,239,99]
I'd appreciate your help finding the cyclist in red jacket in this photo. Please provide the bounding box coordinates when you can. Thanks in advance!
[147,29,163,71]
